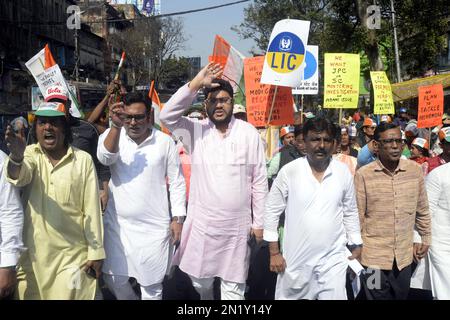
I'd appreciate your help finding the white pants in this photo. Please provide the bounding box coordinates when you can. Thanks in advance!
[189,275,245,300]
[103,274,163,300]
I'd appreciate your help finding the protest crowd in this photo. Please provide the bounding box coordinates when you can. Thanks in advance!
[1,30,450,301]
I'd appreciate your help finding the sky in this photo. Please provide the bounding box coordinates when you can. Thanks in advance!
[162,0,258,66]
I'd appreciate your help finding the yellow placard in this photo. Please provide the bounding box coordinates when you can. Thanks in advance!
[324,53,360,109]
[370,71,394,115]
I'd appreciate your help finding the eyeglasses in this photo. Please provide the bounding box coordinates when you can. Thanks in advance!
[121,113,147,123]
[204,97,232,105]
[378,138,404,145]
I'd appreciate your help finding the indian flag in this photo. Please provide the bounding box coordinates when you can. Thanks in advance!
[148,80,169,133]
[25,44,83,118]
[209,35,246,105]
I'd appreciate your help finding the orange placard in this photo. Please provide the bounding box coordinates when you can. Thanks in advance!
[417,84,444,128]
[244,56,294,127]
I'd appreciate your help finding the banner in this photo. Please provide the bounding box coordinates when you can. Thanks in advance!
[292,45,319,95]
[209,35,246,105]
[261,19,310,87]
[323,53,360,109]
[417,84,444,128]
[370,71,394,115]
[25,44,83,117]
[244,56,294,127]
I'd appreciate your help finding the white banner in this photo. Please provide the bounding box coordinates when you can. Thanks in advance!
[261,19,310,88]
[292,45,319,95]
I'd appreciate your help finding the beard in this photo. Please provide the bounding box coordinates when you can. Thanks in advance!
[206,108,233,127]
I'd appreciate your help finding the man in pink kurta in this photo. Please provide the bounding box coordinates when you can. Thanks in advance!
[160,63,268,300]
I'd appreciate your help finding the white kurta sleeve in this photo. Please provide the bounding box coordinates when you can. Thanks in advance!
[0,154,24,267]
[264,166,289,242]
[159,83,199,153]
[251,134,269,230]
[97,128,120,166]
[166,138,187,218]
[425,167,441,225]
[342,171,363,245]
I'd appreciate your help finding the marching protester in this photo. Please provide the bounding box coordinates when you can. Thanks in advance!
[4,102,105,300]
[267,126,305,183]
[42,84,111,213]
[160,63,268,300]
[409,137,430,175]
[0,150,23,300]
[354,122,431,300]
[422,163,450,299]
[334,127,357,176]
[233,104,247,122]
[356,117,377,148]
[424,127,450,174]
[97,92,186,300]
[264,117,362,300]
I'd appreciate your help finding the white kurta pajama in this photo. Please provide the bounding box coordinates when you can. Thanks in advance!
[97,128,186,287]
[264,158,362,300]
[411,163,450,299]
[160,84,268,287]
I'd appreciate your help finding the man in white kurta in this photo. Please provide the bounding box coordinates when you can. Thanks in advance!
[97,92,186,300]
[411,162,450,299]
[160,63,268,300]
[264,118,363,300]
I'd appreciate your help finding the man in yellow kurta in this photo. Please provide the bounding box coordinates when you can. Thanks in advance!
[4,102,105,300]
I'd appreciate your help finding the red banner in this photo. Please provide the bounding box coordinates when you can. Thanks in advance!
[244,56,294,127]
[417,84,444,128]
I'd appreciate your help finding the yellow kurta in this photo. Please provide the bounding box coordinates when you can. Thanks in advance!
[6,144,105,300]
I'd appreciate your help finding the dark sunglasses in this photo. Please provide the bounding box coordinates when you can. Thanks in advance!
[121,113,147,123]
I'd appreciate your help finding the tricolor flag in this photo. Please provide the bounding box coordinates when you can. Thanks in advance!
[209,35,246,105]
[25,44,83,118]
[148,80,167,133]
[114,51,126,80]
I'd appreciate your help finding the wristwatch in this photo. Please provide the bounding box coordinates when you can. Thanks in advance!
[348,244,363,251]
[172,216,185,224]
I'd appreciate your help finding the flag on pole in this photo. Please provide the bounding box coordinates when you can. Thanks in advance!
[148,80,169,134]
[209,35,246,105]
[25,44,83,118]
[114,52,126,80]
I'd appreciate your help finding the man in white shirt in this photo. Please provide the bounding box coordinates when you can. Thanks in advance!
[0,150,23,299]
[97,92,186,300]
[264,117,363,300]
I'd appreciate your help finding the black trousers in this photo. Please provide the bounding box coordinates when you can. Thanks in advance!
[358,260,412,300]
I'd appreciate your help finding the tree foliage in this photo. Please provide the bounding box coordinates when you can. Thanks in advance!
[109,16,187,87]
[235,0,449,81]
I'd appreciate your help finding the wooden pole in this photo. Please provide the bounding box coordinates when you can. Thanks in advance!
[267,85,279,125]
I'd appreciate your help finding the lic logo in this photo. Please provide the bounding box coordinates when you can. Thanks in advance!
[279,36,293,52]
[266,32,305,74]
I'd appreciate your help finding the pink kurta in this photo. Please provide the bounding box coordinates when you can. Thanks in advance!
[160,84,268,283]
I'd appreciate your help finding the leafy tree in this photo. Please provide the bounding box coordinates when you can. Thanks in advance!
[235,0,448,80]
[159,56,191,89]
[109,16,187,87]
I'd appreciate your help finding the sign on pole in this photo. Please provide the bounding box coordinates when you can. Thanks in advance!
[261,19,310,88]
[370,71,394,115]
[324,53,360,109]
[292,45,319,95]
[244,56,294,127]
[417,84,444,128]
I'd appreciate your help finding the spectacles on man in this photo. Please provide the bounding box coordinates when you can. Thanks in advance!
[378,138,404,145]
[121,113,147,123]
[204,97,232,105]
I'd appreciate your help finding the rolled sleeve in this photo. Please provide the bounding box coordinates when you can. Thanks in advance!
[263,167,288,242]
[97,128,120,166]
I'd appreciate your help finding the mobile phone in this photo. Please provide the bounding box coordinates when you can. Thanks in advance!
[86,267,97,279]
